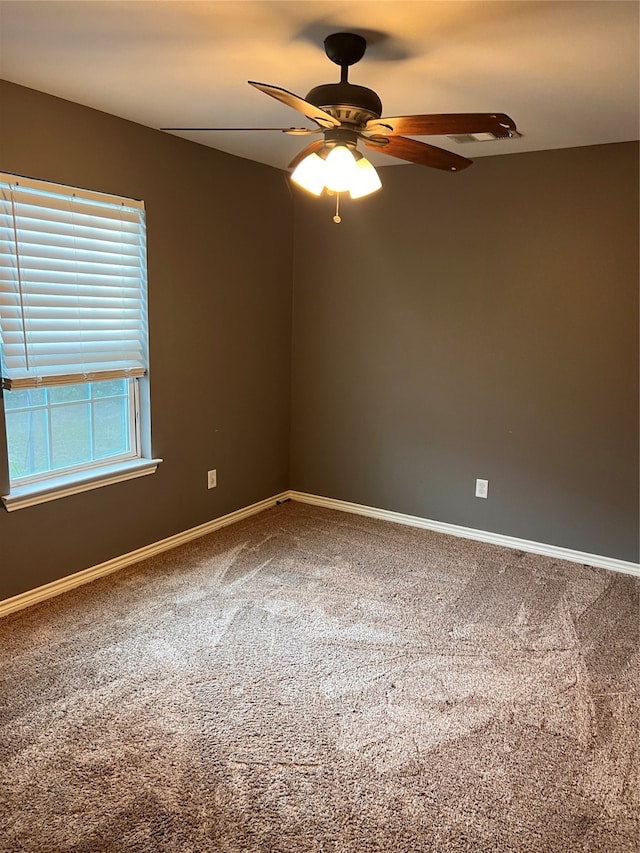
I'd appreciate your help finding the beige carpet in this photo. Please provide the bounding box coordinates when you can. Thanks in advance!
[0,501,638,852]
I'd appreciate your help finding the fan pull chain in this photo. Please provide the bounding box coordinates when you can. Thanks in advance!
[333,193,341,224]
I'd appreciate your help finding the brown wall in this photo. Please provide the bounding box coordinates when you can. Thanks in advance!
[290,142,639,562]
[0,81,293,600]
[1,81,638,602]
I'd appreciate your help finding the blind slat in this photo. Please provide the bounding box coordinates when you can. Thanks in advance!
[0,211,142,237]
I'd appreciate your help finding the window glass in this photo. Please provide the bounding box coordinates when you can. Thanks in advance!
[93,394,130,460]
[49,400,92,469]
[4,389,47,410]
[48,385,91,405]
[91,379,127,399]
[4,380,136,484]
[5,407,50,480]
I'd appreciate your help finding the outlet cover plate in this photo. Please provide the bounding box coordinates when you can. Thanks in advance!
[475,478,488,499]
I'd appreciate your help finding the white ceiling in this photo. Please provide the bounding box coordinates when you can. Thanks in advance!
[1,1,638,171]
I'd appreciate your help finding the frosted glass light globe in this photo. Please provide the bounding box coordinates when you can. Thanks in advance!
[291,153,326,196]
[324,146,358,193]
[349,157,382,199]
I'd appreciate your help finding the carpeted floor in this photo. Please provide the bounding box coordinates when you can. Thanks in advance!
[0,500,638,852]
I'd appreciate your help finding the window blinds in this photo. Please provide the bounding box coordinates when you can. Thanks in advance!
[0,174,148,390]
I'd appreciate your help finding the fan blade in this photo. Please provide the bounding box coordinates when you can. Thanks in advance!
[365,113,517,137]
[364,136,472,172]
[288,140,326,171]
[249,82,340,129]
[160,126,319,136]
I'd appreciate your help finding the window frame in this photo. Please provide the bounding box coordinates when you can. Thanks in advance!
[0,173,161,511]
[4,377,140,488]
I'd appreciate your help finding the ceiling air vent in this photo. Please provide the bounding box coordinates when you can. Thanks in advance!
[449,130,522,143]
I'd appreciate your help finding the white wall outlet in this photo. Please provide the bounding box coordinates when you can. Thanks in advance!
[475,478,489,499]
[207,469,217,489]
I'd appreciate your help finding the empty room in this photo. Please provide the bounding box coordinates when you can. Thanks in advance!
[0,2,638,851]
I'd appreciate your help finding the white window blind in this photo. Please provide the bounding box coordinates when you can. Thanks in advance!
[0,174,148,390]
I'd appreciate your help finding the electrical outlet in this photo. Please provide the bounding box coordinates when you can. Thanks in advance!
[475,478,488,499]
[207,469,217,489]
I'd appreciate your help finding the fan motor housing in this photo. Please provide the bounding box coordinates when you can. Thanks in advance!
[306,82,382,125]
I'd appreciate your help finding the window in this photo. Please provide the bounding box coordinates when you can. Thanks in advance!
[0,173,160,510]
[5,380,137,481]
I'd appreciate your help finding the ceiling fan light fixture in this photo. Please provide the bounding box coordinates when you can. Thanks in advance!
[323,145,358,193]
[291,152,326,196]
[165,31,518,194]
[349,156,382,199]
[290,144,381,204]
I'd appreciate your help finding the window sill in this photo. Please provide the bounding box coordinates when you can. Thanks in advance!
[1,457,163,512]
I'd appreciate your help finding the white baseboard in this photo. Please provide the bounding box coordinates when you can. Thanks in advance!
[0,491,289,618]
[289,491,640,578]
[2,488,637,619]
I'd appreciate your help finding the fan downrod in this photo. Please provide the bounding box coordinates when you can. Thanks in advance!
[306,32,382,122]
[324,33,367,68]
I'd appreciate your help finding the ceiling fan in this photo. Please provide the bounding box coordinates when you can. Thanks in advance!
[162,33,518,220]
